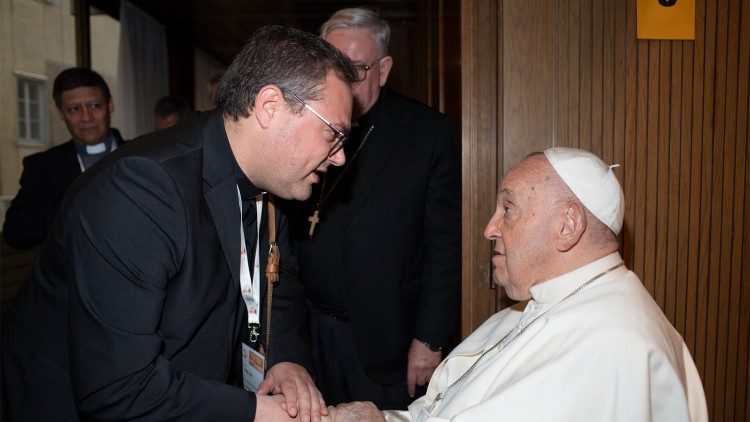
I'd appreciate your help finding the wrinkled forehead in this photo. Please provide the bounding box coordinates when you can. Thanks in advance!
[500,155,552,192]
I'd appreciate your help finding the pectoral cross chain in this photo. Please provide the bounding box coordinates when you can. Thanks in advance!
[306,125,375,239]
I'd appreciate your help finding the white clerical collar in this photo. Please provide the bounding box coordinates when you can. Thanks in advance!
[85,142,107,154]
[529,252,625,305]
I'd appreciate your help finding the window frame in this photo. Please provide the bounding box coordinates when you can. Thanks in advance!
[14,70,49,146]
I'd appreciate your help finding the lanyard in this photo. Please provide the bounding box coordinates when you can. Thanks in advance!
[237,186,262,326]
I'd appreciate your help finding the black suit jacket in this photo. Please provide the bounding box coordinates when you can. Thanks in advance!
[2,112,310,421]
[2,129,125,250]
[292,88,461,385]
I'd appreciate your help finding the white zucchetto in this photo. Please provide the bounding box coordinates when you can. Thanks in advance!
[544,147,625,235]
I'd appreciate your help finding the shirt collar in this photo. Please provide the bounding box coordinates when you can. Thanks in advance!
[529,252,625,305]
[73,130,115,156]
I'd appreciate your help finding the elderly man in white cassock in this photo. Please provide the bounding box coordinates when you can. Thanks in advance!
[322,147,708,422]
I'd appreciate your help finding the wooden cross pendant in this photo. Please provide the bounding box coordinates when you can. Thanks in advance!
[308,210,320,238]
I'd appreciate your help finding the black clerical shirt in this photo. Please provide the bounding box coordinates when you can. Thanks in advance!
[297,94,383,310]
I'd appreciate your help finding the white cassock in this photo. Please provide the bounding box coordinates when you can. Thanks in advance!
[385,253,707,422]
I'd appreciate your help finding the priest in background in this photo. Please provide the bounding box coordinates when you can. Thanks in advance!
[289,7,461,411]
[3,67,124,250]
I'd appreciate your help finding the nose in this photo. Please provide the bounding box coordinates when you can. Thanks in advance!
[483,213,501,240]
[328,147,346,167]
[81,106,93,121]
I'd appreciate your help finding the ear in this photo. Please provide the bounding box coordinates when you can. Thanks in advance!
[253,85,284,129]
[557,202,586,252]
[108,98,114,114]
[378,56,393,87]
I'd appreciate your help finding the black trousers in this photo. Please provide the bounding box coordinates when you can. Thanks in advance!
[308,304,425,410]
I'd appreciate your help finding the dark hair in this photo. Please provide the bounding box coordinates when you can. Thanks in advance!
[52,67,111,108]
[154,96,192,121]
[217,25,358,120]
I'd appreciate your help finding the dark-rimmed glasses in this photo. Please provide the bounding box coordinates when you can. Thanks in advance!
[289,92,349,157]
[352,56,386,82]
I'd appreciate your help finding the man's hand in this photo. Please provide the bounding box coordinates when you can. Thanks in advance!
[324,401,385,422]
[255,394,298,421]
[257,362,327,422]
[406,339,442,397]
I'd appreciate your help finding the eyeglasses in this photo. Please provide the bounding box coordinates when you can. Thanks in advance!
[352,56,386,82]
[289,92,349,157]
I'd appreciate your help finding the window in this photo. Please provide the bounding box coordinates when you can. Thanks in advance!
[16,73,48,143]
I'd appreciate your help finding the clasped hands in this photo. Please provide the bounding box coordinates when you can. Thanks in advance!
[256,362,327,422]
[258,339,440,421]
[255,362,383,422]
[318,339,440,421]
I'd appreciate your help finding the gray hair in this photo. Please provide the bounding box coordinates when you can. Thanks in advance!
[320,8,391,57]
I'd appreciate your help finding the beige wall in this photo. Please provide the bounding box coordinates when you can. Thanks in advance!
[1,0,76,203]
[0,0,15,217]
[90,10,120,132]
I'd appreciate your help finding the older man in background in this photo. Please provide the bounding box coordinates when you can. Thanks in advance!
[290,7,461,411]
[327,148,707,422]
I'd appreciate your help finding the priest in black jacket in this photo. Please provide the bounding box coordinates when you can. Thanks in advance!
[290,8,461,410]
[2,26,358,422]
[3,67,124,250]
